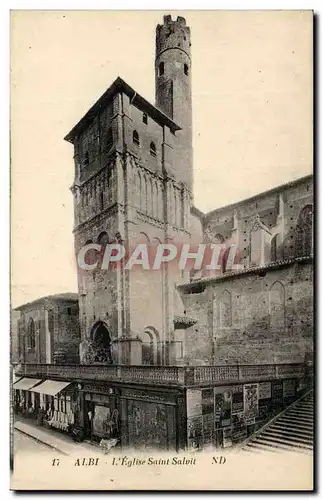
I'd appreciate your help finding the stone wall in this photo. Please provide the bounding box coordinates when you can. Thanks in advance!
[180,259,313,365]
[203,175,313,273]
[15,296,80,364]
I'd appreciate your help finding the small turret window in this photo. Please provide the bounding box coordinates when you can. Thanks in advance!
[184,63,189,76]
[133,130,140,146]
[143,113,148,125]
[158,62,164,76]
[150,142,157,157]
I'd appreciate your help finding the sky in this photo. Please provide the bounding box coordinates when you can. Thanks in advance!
[11,10,313,307]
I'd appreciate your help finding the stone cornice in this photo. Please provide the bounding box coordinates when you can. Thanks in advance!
[73,203,120,234]
[177,255,313,289]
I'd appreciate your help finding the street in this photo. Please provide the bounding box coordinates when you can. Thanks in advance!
[14,430,54,455]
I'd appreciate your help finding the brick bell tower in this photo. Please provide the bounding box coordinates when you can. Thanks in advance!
[155,15,193,192]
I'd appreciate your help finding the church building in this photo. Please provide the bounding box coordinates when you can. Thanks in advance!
[14,15,313,452]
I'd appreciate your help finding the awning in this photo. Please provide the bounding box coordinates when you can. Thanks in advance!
[31,380,71,396]
[13,378,42,391]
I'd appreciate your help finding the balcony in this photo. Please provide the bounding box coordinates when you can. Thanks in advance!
[14,362,308,387]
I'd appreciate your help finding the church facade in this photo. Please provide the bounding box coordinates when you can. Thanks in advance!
[13,15,313,452]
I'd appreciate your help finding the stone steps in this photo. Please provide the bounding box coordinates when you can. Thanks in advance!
[242,391,313,454]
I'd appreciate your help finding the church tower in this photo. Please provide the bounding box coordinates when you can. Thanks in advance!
[155,15,193,192]
[65,15,194,367]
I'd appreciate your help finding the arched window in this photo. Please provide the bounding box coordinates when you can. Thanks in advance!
[142,327,160,365]
[91,321,112,364]
[184,63,189,76]
[214,234,225,244]
[106,128,113,150]
[219,290,232,327]
[158,62,164,76]
[142,113,148,125]
[97,231,109,246]
[84,239,97,266]
[150,142,157,157]
[133,130,140,146]
[271,234,278,262]
[221,247,230,274]
[27,318,36,350]
[99,191,104,211]
[269,281,285,331]
[48,310,54,334]
[295,205,313,257]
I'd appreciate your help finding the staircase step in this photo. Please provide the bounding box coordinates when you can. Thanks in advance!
[287,409,313,416]
[278,415,314,426]
[250,437,297,452]
[271,423,314,437]
[261,430,313,446]
[240,392,314,455]
[253,434,313,450]
[252,438,311,454]
[244,442,280,453]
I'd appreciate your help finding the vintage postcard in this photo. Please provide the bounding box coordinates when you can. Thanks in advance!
[10,10,314,491]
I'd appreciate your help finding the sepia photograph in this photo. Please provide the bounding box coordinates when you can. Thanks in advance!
[10,10,314,490]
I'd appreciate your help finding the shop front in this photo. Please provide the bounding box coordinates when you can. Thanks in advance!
[119,387,182,451]
[13,377,42,419]
[81,383,121,451]
[32,380,76,433]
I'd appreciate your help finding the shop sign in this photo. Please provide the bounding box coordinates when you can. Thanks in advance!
[122,389,173,404]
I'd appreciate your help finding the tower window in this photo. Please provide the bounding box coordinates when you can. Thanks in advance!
[143,113,148,125]
[84,151,89,166]
[98,231,110,246]
[133,130,140,146]
[100,191,104,211]
[184,63,189,76]
[158,62,164,76]
[150,142,157,157]
[27,318,36,351]
[106,128,113,151]
[67,307,71,316]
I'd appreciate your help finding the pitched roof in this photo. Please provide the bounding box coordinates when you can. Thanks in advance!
[14,293,78,311]
[64,76,181,144]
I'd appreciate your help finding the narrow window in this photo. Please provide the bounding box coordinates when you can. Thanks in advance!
[271,234,278,262]
[84,151,89,166]
[158,62,164,76]
[106,128,113,150]
[143,113,148,125]
[67,307,71,316]
[27,318,36,350]
[100,191,104,211]
[150,142,157,157]
[295,205,313,257]
[184,63,189,76]
[133,130,140,146]
[84,239,96,266]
